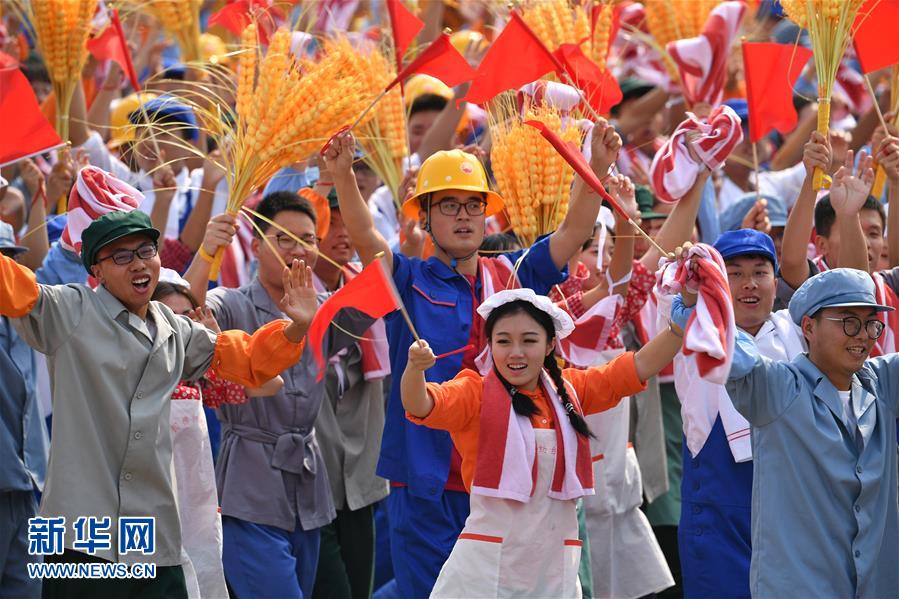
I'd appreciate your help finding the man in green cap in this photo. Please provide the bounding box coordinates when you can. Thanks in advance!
[0,196,318,597]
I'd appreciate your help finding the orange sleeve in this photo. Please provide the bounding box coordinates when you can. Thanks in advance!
[408,369,483,432]
[565,352,647,415]
[212,319,305,388]
[0,252,40,318]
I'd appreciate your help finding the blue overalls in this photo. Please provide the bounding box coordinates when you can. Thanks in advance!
[679,418,752,599]
[378,237,564,597]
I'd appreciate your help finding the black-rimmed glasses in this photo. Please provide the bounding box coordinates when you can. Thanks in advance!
[97,242,158,266]
[433,199,487,217]
[265,233,318,251]
[821,316,885,340]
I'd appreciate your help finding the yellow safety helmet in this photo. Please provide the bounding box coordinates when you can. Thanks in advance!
[108,92,158,148]
[404,74,453,105]
[401,149,504,221]
[200,33,231,66]
[450,30,487,55]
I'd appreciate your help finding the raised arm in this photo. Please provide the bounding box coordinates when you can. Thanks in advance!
[17,159,51,272]
[401,339,438,418]
[179,154,226,252]
[780,131,830,289]
[832,150,875,271]
[182,212,237,305]
[607,175,638,296]
[548,119,621,270]
[875,131,899,266]
[324,131,392,268]
[86,64,123,143]
[638,169,709,269]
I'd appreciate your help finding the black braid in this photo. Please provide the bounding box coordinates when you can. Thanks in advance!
[543,354,595,439]
[494,369,540,418]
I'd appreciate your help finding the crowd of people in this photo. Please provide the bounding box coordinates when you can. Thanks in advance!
[1,1,898,598]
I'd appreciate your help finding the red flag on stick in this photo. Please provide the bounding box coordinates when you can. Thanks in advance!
[307,258,402,382]
[87,9,140,91]
[742,42,812,143]
[386,0,424,64]
[553,43,622,114]
[524,119,627,220]
[208,0,281,45]
[0,57,64,168]
[461,12,560,105]
[386,33,476,91]
[853,0,899,74]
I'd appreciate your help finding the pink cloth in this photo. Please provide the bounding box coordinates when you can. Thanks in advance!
[60,166,142,254]
[650,105,743,202]
[472,368,594,502]
[658,244,735,384]
[666,1,746,106]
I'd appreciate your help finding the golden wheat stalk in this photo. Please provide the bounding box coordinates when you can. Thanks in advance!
[488,94,582,247]
[780,0,866,189]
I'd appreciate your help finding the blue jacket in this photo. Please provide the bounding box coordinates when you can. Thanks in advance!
[727,333,899,598]
[376,236,565,499]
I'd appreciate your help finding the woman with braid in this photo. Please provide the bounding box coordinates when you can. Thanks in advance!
[399,288,686,598]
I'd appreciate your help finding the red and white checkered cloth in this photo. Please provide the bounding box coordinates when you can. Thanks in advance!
[649,104,743,202]
[60,166,143,254]
[667,1,746,107]
[657,244,735,384]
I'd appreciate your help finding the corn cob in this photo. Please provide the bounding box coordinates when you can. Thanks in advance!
[591,2,613,69]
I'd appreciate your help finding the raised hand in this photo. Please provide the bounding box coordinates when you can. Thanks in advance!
[589,118,623,178]
[830,150,875,217]
[189,306,222,334]
[321,130,356,178]
[875,133,899,183]
[741,198,771,234]
[407,339,436,372]
[280,259,318,336]
[46,152,76,203]
[802,131,831,179]
[202,213,238,256]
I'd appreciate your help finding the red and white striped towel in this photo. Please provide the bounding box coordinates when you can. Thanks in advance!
[557,294,623,369]
[657,244,735,384]
[666,1,746,107]
[60,166,143,254]
[472,368,594,502]
[649,104,743,202]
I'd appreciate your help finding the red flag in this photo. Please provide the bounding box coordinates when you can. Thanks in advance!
[461,13,561,105]
[87,9,140,91]
[525,119,628,220]
[208,0,281,45]
[385,0,424,63]
[307,258,401,382]
[553,43,622,114]
[386,33,476,91]
[853,0,899,74]
[742,42,812,143]
[0,58,64,167]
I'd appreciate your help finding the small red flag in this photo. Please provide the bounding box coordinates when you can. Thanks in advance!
[307,258,401,382]
[386,33,476,91]
[553,43,622,114]
[742,42,812,143]
[0,57,64,167]
[853,0,899,74]
[461,13,560,105]
[208,0,281,45]
[386,0,424,63]
[87,9,140,91]
[525,119,628,221]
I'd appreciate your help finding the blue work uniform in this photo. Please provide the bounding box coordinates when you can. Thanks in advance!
[726,332,899,598]
[377,237,565,597]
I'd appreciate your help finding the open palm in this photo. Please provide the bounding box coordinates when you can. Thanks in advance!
[280,260,318,329]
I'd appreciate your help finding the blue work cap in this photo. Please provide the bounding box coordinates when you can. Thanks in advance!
[788,268,893,325]
[719,193,787,232]
[129,95,199,141]
[713,229,778,272]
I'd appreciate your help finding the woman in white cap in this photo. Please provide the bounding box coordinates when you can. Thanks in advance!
[399,288,686,598]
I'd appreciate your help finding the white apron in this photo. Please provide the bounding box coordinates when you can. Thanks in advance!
[431,429,582,598]
[170,398,229,599]
[585,349,674,599]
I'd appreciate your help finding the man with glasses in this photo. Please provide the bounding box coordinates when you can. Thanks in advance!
[324,124,622,597]
[194,191,380,599]
[0,202,318,598]
[675,268,899,597]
